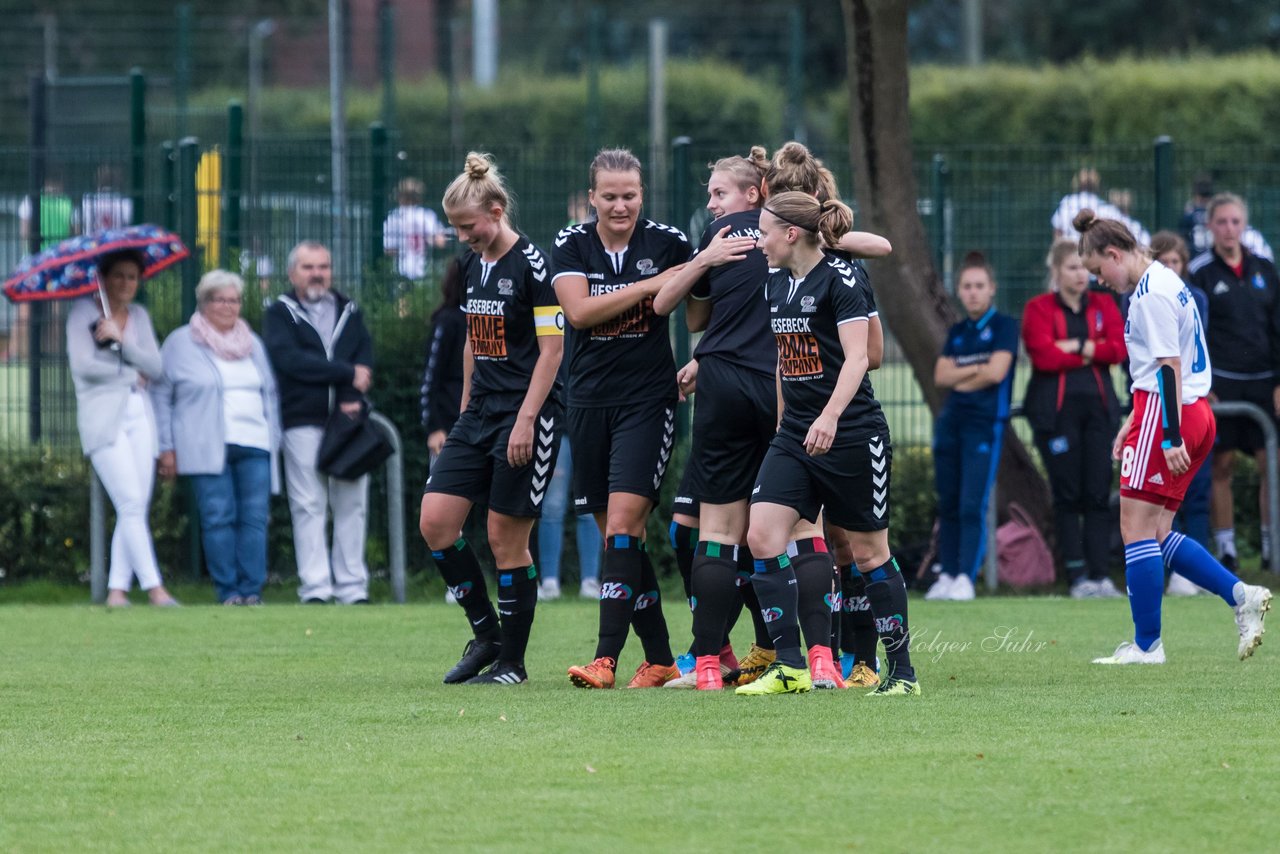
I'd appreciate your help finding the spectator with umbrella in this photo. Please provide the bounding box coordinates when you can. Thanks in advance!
[6,224,189,606]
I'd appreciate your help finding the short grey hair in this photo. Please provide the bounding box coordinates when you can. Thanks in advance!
[287,240,330,273]
[196,269,245,305]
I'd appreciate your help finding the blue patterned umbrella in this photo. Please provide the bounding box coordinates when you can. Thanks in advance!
[3,223,189,304]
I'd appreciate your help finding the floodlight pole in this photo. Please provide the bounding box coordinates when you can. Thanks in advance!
[329,0,348,279]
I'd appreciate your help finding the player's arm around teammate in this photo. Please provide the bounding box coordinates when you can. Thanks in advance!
[555,149,693,690]
[420,153,565,686]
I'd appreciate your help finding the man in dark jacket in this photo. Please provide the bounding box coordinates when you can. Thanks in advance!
[265,241,375,604]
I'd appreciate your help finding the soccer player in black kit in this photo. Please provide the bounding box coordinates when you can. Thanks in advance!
[739,191,920,696]
[554,148,699,689]
[420,153,565,685]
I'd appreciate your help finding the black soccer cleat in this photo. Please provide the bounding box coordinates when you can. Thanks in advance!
[443,638,501,684]
[463,661,529,685]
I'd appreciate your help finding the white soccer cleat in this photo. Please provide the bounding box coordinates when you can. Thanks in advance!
[924,574,955,601]
[1166,572,1204,597]
[1092,639,1166,665]
[1233,584,1273,660]
[948,573,976,601]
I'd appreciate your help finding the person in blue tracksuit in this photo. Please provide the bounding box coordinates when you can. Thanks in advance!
[928,252,1019,601]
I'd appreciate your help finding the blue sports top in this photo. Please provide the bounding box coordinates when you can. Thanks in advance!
[941,307,1019,420]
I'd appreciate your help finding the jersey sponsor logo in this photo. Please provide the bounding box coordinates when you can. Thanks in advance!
[467,308,508,359]
[574,496,589,506]
[534,305,565,337]
[600,582,633,601]
[775,331,823,377]
[825,592,842,613]
[674,495,693,505]
[447,582,474,600]
[761,606,784,624]
[800,295,817,313]
[589,283,653,339]
[497,278,514,296]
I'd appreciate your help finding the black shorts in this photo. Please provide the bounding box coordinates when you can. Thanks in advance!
[1212,375,1278,455]
[568,400,677,514]
[684,357,777,505]
[424,394,564,518]
[751,430,891,532]
[669,465,701,520]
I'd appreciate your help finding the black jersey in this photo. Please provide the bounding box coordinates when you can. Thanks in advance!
[551,219,691,407]
[461,235,564,401]
[690,209,774,376]
[767,254,885,441]
[1188,248,1280,380]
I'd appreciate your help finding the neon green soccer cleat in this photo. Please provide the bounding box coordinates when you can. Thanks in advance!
[734,661,812,696]
[868,673,922,697]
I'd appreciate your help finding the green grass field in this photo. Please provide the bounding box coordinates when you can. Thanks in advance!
[1,593,1276,853]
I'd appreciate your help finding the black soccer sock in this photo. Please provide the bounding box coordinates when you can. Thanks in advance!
[595,535,643,661]
[750,554,803,668]
[737,545,773,649]
[862,557,915,681]
[669,521,699,606]
[633,549,675,667]
[843,565,878,665]
[496,564,538,665]
[792,538,835,653]
[431,537,498,640]
[829,561,843,654]
[690,542,739,657]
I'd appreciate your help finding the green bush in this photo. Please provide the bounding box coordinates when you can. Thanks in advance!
[820,52,1280,147]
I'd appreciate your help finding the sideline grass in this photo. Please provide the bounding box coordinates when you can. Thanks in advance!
[1,595,1276,853]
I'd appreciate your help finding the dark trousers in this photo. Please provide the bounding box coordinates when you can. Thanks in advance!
[1033,396,1114,582]
[934,408,1004,580]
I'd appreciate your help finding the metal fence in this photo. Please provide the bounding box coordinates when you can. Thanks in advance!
[3,132,1278,581]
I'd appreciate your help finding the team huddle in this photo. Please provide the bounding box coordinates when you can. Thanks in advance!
[416,140,1271,695]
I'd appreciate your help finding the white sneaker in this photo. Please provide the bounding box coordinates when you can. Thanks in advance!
[579,577,601,599]
[924,574,954,600]
[537,578,562,602]
[1233,583,1273,660]
[1093,577,1124,599]
[948,574,976,601]
[1092,639,1166,664]
[1166,572,1203,597]
[1070,579,1099,599]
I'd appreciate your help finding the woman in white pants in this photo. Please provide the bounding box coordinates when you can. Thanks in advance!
[67,249,178,607]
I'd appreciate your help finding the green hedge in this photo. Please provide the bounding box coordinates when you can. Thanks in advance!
[201,52,1280,153]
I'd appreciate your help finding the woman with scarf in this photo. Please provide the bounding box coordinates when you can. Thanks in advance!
[152,269,281,605]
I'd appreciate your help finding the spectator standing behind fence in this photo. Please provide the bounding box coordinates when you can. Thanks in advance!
[265,241,375,605]
[1051,167,1149,247]
[1151,231,1212,596]
[67,250,178,608]
[384,178,448,282]
[927,252,1018,602]
[1022,240,1126,599]
[1188,193,1280,571]
[81,165,133,232]
[1180,175,1273,261]
[152,270,281,605]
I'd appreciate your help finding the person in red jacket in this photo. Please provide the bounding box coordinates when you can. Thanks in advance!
[1022,239,1127,598]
